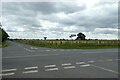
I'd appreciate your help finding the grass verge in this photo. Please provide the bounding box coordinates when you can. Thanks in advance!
[0,41,8,48]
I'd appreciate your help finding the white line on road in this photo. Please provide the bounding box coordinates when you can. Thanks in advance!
[45,65,56,68]
[107,59,113,61]
[23,70,38,74]
[24,48,34,52]
[31,47,38,49]
[46,50,50,51]
[80,64,91,67]
[2,54,50,59]
[62,63,72,66]
[76,62,85,65]
[63,66,76,69]
[91,64,120,74]
[2,69,17,72]
[116,59,120,60]
[88,61,95,63]
[25,66,38,70]
[0,73,15,76]
[45,68,58,71]
[53,50,57,51]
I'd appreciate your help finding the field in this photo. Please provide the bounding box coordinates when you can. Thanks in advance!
[13,39,120,49]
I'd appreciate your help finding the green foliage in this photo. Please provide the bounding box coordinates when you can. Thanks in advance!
[0,27,9,42]
[76,33,86,40]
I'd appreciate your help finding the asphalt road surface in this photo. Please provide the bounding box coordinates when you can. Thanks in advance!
[1,41,119,78]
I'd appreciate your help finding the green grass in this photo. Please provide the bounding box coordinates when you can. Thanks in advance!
[14,40,120,49]
[0,41,8,48]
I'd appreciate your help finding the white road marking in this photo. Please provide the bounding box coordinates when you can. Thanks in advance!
[46,50,50,51]
[62,63,72,66]
[25,66,38,70]
[116,59,120,60]
[83,51,118,54]
[91,64,120,74]
[45,65,56,68]
[0,73,15,76]
[63,66,76,69]
[107,59,113,61]
[53,50,57,51]
[31,47,38,49]
[17,44,34,52]
[76,62,85,65]
[23,70,38,74]
[24,48,34,52]
[3,54,49,59]
[45,68,58,71]
[80,64,91,67]
[2,69,17,72]
[88,61,95,63]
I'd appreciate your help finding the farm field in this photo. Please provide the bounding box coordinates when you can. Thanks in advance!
[13,39,120,49]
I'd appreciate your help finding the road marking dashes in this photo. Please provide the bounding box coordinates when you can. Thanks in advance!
[0,73,15,76]
[45,68,59,71]
[23,70,38,74]
[88,61,95,63]
[25,66,38,70]
[45,65,56,68]
[2,69,17,72]
[24,48,34,52]
[31,47,38,50]
[1,68,17,77]
[62,63,72,66]
[2,59,116,76]
[46,50,50,51]
[80,64,91,67]
[76,62,85,65]
[107,59,113,61]
[53,50,57,51]
[116,59,120,61]
[63,66,76,69]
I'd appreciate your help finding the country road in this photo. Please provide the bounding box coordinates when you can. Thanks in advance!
[1,41,119,78]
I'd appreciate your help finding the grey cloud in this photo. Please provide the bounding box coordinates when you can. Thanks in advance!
[2,1,118,39]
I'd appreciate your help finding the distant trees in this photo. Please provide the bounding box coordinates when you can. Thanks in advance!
[69,34,76,39]
[75,32,86,40]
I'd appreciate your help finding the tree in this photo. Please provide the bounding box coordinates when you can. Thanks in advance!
[69,34,76,39]
[43,37,47,40]
[0,23,9,42]
[75,32,86,40]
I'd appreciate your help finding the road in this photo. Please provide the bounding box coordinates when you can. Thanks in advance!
[1,41,119,78]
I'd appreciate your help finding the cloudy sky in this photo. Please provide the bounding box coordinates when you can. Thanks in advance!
[1,0,119,39]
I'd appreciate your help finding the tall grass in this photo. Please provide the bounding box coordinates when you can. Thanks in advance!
[14,40,120,49]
